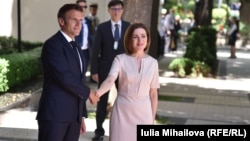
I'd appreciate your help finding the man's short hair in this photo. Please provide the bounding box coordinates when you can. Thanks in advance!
[89,3,98,8]
[76,0,86,4]
[108,0,124,8]
[57,3,82,19]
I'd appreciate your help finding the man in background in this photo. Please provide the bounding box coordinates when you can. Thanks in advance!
[75,0,93,75]
[86,2,100,35]
[163,8,176,53]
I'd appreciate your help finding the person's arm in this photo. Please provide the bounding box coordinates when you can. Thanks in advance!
[150,59,160,123]
[150,88,158,123]
[228,24,237,35]
[89,89,99,104]
[80,118,86,135]
[96,75,116,97]
[96,55,120,97]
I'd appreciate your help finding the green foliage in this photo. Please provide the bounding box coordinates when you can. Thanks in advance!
[163,0,176,10]
[0,47,42,90]
[0,36,43,55]
[21,40,43,51]
[191,61,211,78]
[212,8,227,19]
[168,58,193,77]
[0,58,9,92]
[0,36,17,54]
[168,57,212,78]
[239,23,250,46]
[186,27,217,67]
[0,36,43,92]
[184,31,209,62]
[168,26,217,78]
[198,26,217,64]
[186,1,195,10]
[240,23,250,37]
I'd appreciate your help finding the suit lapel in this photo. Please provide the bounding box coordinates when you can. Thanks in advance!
[107,21,115,40]
[58,32,84,73]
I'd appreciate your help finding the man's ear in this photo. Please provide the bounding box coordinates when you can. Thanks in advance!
[58,18,64,26]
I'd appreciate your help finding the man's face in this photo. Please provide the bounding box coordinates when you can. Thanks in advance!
[108,4,123,22]
[89,7,97,16]
[59,9,83,39]
[78,1,87,16]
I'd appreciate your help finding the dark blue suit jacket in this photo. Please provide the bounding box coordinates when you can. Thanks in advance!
[36,31,90,123]
[90,20,130,82]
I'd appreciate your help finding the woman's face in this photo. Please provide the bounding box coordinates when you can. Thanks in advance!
[131,28,148,52]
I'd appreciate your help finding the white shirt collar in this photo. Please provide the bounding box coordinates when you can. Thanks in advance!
[82,18,86,24]
[111,20,121,27]
[60,30,73,42]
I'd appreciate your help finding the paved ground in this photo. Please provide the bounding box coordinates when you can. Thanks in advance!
[0,43,250,140]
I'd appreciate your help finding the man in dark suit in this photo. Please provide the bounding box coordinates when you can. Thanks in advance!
[90,0,130,140]
[36,3,99,141]
[75,0,93,74]
[86,2,100,35]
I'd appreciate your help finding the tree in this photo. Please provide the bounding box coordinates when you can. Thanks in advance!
[122,0,160,59]
[194,0,213,26]
[240,0,250,24]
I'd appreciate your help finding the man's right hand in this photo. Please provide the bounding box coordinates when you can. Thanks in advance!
[91,74,99,83]
[89,90,99,105]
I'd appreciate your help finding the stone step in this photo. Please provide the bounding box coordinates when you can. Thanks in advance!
[0,127,110,141]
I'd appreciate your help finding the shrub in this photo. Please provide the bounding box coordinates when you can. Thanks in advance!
[168,58,193,77]
[191,61,211,78]
[0,58,9,92]
[168,57,212,78]
[186,26,217,71]
[0,36,17,54]
[0,36,43,55]
[0,47,42,91]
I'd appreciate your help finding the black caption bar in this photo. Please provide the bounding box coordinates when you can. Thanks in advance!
[137,125,250,140]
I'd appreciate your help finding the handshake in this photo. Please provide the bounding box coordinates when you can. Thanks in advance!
[88,90,101,105]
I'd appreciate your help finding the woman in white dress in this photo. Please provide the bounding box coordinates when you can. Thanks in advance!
[96,23,160,141]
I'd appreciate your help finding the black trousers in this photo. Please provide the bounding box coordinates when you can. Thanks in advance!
[94,91,109,136]
[168,29,177,51]
[81,49,89,73]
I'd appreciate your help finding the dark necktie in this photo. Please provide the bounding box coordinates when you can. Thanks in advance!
[114,24,119,41]
[70,41,83,73]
